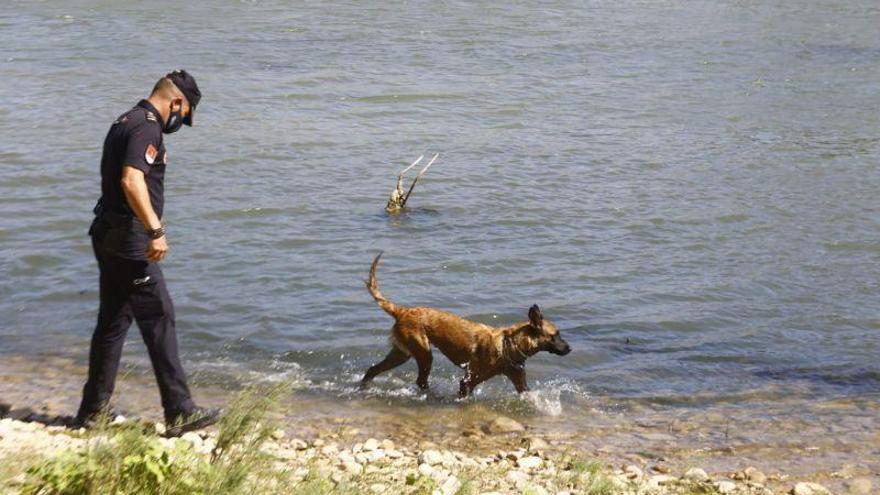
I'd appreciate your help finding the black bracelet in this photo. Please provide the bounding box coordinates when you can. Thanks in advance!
[147,226,166,239]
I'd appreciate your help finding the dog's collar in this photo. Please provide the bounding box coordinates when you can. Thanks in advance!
[503,334,530,370]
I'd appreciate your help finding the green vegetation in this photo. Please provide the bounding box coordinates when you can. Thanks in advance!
[554,453,619,495]
[19,384,291,495]
[0,390,728,495]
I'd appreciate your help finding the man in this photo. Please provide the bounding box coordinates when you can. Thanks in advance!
[75,70,219,436]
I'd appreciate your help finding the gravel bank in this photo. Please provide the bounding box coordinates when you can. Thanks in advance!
[2,416,864,495]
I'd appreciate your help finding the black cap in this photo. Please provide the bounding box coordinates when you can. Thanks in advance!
[166,69,201,126]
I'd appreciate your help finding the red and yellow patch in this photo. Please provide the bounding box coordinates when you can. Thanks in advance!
[145,144,158,165]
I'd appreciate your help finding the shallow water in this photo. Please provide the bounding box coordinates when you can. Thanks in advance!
[1,355,878,491]
[1,0,879,468]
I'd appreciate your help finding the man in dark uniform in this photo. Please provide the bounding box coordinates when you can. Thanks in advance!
[76,70,219,436]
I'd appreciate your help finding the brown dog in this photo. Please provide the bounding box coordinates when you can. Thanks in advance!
[361,253,571,397]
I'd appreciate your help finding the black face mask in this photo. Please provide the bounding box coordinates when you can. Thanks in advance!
[163,105,183,134]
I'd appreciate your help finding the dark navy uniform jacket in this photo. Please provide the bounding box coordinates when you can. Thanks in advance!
[93,100,168,260]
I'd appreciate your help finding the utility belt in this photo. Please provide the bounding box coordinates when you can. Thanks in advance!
[90,199,149,259]
[92,199,135,228]
[90,198,136,234]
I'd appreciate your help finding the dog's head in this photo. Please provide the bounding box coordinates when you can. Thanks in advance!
[524,304,571,356]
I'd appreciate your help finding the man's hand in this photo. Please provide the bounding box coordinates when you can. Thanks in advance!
[147,235,168,262]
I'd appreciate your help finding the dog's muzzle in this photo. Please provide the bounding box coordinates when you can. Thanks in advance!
[548,335,571,355]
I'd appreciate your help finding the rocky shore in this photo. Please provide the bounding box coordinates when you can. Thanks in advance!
[1,415,871,495]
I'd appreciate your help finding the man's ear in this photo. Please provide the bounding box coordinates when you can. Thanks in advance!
[170,97,183,112]
[528,304,543,328]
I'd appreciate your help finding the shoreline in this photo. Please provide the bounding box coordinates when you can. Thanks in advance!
[0,415,866,495]
[1,355,877,493]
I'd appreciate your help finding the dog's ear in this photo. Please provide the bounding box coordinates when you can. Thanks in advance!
[528,304,543,329]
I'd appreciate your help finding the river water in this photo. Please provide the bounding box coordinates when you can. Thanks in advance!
[1,0,879,482]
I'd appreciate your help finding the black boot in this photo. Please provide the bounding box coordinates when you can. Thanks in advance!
[164,406,221,437]
[70,406,117,429]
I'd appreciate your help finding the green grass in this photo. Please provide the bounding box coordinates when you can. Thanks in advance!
[554,453,619,495]
[2,392,728,495]
[0,447,40,492]
[17,384,294,495]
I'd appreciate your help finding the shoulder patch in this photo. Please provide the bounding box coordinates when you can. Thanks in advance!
[145,144,158,165]
[145,111,158,122]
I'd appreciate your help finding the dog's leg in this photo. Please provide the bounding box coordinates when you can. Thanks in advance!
[504,368,530,393]
[412,348,433,391]
[459,364,488,398]
[459,374,490,398]
[459,378,476,398]
[360,347,411,388]
[459,364,472,397]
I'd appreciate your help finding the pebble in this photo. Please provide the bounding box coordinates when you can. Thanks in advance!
[651,462,671,474]
[624,465,643,480]
[844,478,872,495]
[419,440,438,450]
[418,463,434,477]
[340,461,363,475]
[462,428,484,438]
[792,482,831,495]
[516,456,543,469]
[523,436,550,452]
[270,429,285,440]
[505,470,530,488]
[684,467,709,482]
[439,476,462,495]
[484,416,524,434]
[180,431,203,449]
[646,474,676,488]
[0,416,844,495]
[744,466,767,484]
[419,449,444,466]
[193,436,215,455]
[716,480,737,494]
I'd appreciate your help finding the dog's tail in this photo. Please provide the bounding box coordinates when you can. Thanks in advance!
[366,252,403,318]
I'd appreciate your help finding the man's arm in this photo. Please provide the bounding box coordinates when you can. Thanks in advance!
[121,165,167,262]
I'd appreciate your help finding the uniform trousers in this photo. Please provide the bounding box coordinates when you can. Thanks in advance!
[78,227,194,418]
